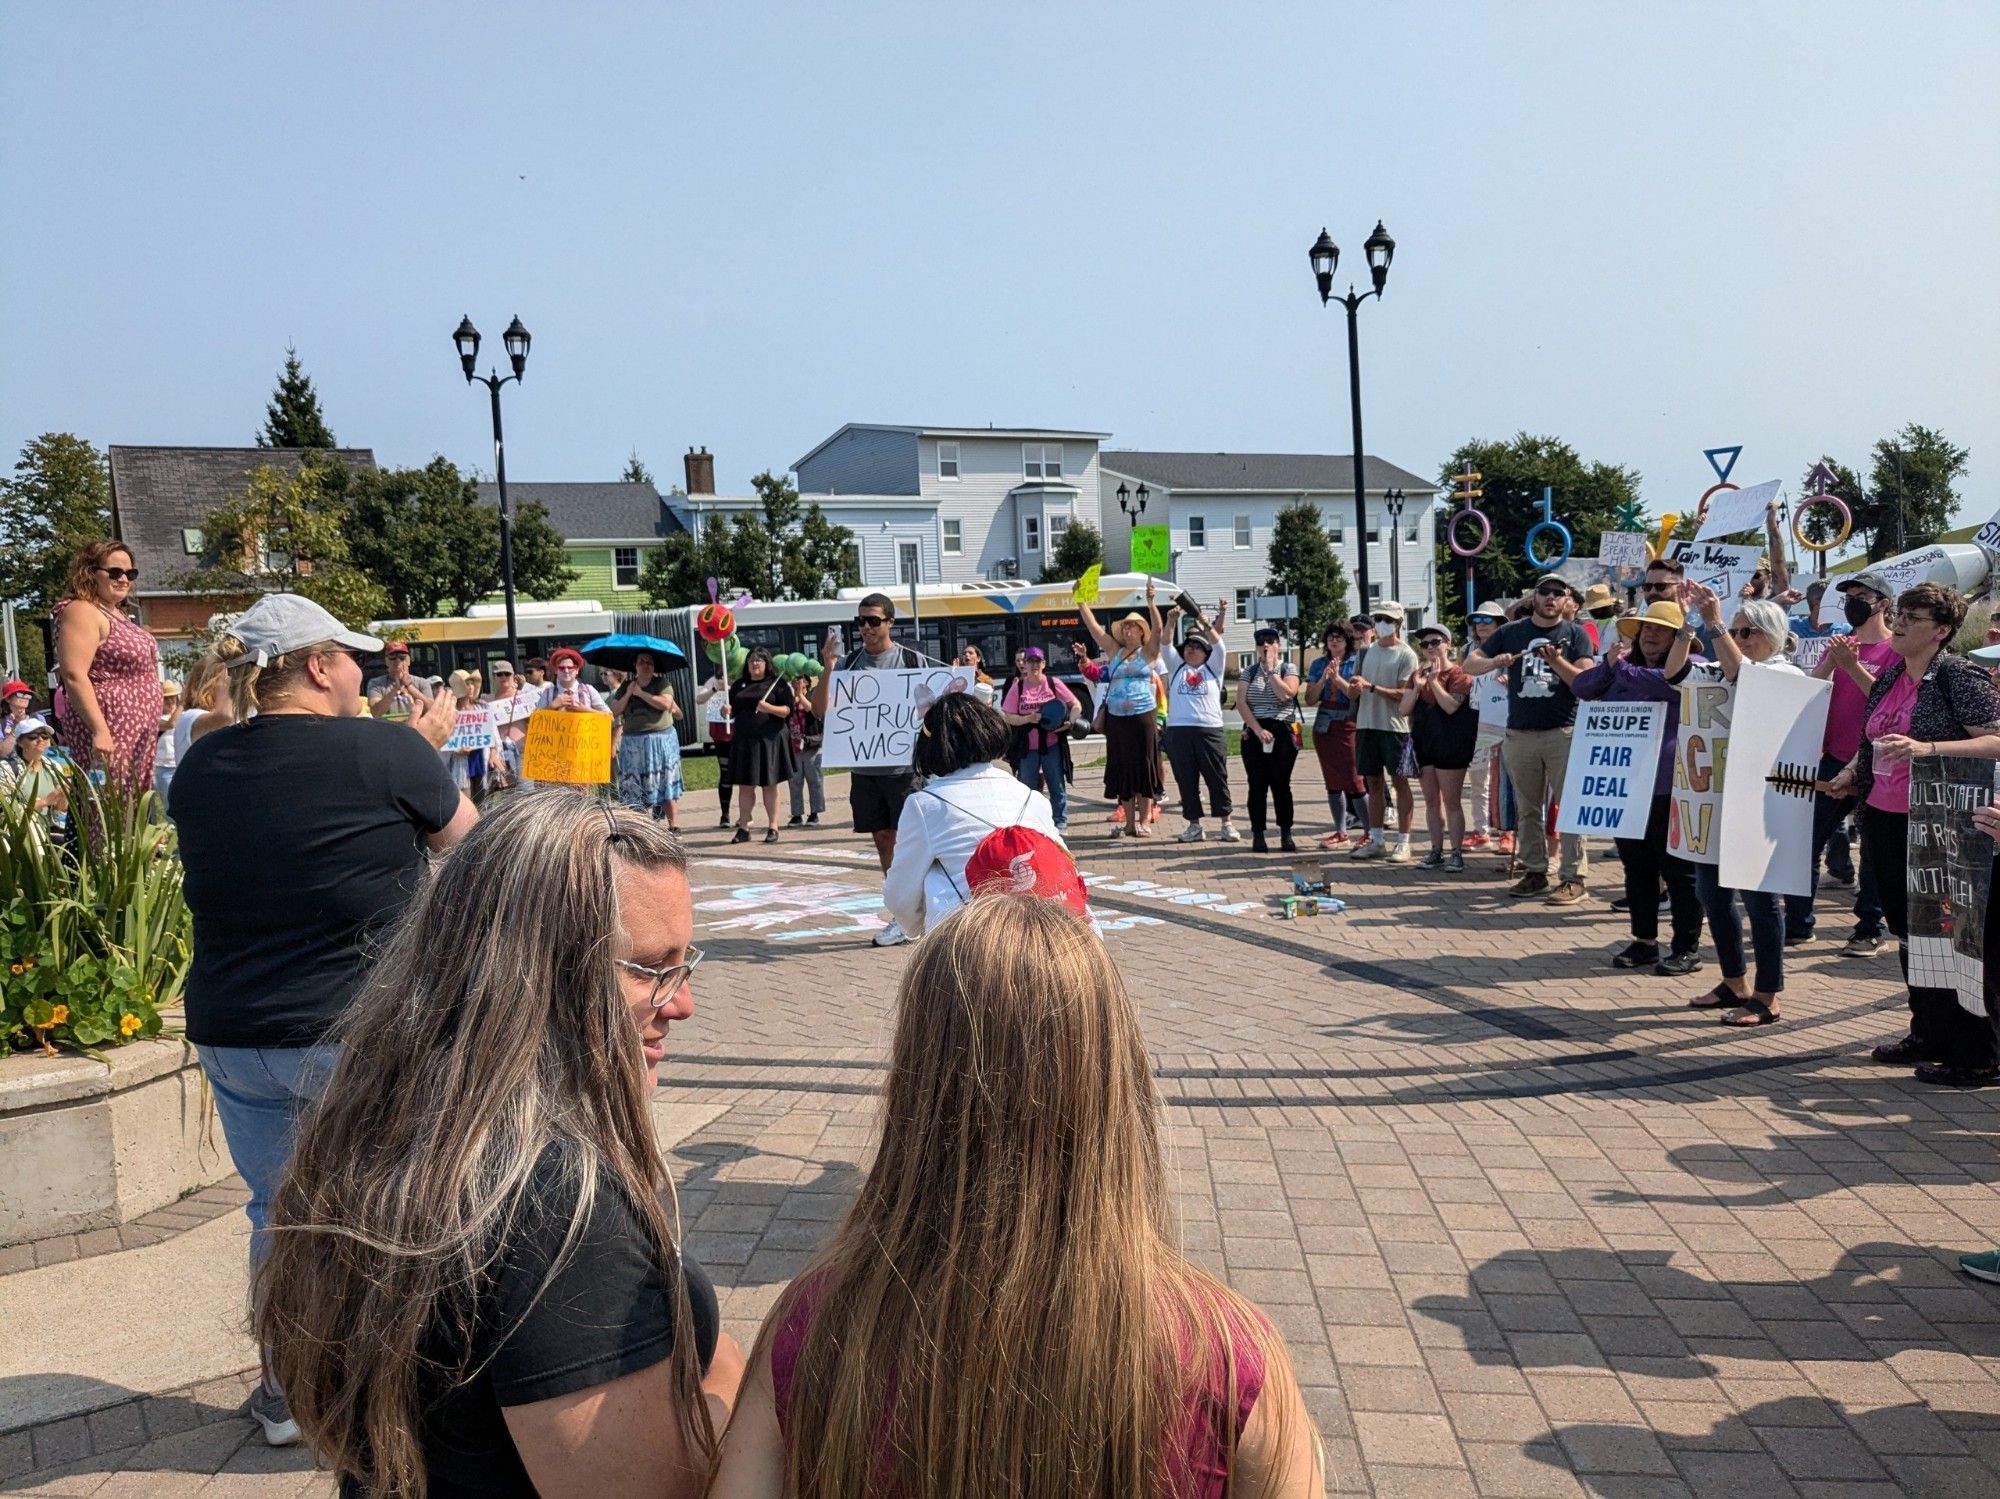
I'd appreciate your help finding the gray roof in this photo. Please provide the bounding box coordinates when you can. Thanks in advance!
[793,422,1111,471]
[109,446,378,594]
[474,481,680,541]
[1098,450,1436,495]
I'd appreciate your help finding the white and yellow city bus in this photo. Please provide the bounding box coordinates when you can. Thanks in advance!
[375,573,1171,751]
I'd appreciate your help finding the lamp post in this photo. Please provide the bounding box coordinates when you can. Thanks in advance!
[1382,487,1406,606]
[1310,221,1396,611]
[454,314,532,668]
[1116,481,1151,572]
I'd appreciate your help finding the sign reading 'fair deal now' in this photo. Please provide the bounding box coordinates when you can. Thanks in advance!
[821,667,976,769]
[1555,700,1666,839]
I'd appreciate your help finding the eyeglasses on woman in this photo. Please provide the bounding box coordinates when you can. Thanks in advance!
[616,946,705,1012]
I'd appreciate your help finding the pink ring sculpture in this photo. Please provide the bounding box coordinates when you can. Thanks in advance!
[1447,504,1491,558]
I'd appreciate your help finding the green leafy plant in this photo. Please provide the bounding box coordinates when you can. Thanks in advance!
[1,768,188,1055]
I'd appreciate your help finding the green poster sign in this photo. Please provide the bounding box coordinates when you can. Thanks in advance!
[1130,524,1170,575]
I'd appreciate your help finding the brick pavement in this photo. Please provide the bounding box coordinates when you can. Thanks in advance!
[8,758,2000,1496]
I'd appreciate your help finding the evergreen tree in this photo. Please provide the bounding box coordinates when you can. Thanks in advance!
[257,346,337,449]
[621,452,654,486]
[1265,500,1351,656]
[0,433,113,612]
[1037,520,1104,584]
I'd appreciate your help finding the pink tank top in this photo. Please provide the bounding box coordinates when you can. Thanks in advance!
[770,1274,1268,1497]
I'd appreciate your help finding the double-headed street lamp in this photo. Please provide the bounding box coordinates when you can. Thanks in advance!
[1310,221,1396,610]
[1115,481,1152,574]
[1382,487,1407,605]
[453,314,532,668]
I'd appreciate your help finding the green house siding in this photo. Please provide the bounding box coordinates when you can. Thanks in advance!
[484,544,656,609]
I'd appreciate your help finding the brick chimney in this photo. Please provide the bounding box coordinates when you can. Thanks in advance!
[683,446,715,495]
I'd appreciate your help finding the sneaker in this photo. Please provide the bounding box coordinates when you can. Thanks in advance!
[1251,832,1270,853]
[248,1380,301,1448]
[872,920,909,948]
[1961,1249,2000,1285]
[1417,848,1446,869]
[787,814,803,826]
[1462,832,1490,850]
[717,815,731,829]
[1320,831,1350,849]
[1445,851,1466,873]
[731,826,751,844]
[1496,832,1516,855]
[1916,1062,2000,1088]
[807,812,820,825]
[1280,831,1300,853]
[1612,941,1661,969]
[1609,895,1632,914]
[1217,821,1242,843]
[1109,825,1126,839]
[1653,949,1703,977]
[1843,933,1884,958]
[1509,873,1550,899]
[1825,865,1855,887]
[1869,1035,1924,1066]
[1351,838,1387,861]
[1385,840,1414,863]
[764,827,779,843]
[1784,928,1814,948]
[1177,822,1207,843]
[1547,880,1587,906]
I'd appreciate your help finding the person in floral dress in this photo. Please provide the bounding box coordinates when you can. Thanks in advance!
[53,539,161,795]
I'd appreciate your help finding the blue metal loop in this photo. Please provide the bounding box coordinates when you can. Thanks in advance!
[1524,520,1573,571]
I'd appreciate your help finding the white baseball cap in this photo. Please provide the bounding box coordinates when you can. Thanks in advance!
[11,715,52,737]
[1469,601,1509,620]
[222,593,382,668]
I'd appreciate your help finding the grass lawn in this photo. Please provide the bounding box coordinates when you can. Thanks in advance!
[680,749,849,793]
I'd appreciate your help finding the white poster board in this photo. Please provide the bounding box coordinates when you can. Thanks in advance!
[1973,507,2000,562]
[1555,700,1667,839]
[1717,662,1833,896]
[1668,541,1762,606]
[1668,662,1734,866]
[444,706,497,754]
[1695,479,1782,541]
[821,666,977,769]
[1597,532,1651,568]
[1472,672,1509,749]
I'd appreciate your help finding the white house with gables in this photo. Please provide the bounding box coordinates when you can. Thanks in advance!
[1096,451,1442,626]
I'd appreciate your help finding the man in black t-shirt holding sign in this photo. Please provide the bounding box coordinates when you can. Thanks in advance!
[1464,578,1594,904]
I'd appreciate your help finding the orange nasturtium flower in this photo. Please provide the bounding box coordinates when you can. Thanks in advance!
[47,1004,69,1026]
[119,1013,144,1037]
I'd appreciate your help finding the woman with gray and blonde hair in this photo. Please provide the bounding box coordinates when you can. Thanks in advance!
[257,791,742,1497]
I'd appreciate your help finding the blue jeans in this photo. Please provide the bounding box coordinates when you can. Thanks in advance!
[1017,742,1067,827]
[197,1043,341,1268]
[1695,865,1786,994]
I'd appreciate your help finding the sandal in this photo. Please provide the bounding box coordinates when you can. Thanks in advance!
[1720,997,1781,1027]
[1687,983,1740,1010]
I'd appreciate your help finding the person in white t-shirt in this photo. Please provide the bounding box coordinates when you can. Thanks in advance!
[1159,598,1237,843]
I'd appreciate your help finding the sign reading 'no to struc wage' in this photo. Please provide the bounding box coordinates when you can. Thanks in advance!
[821,667,977,770]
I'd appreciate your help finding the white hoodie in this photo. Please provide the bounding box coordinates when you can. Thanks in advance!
[882,762,1066,937]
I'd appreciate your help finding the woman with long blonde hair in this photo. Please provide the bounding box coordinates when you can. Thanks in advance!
[707,894,1322,1499]
[256,790,741,1496]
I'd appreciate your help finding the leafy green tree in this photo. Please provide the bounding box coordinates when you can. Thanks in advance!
[180,464,387,627]
[1860,424,1968,559]
[1796,455,1866,552]
[1037,520,1103,584]
[640,530,720,609]
[1265,499,1351,655]
[786,503,862,600]
[621,452,654,486]
[344,458,577,616]
[1432,433,1643,626]
[256,346,337,450]
[640,471,858,606]
[0,433,113,613]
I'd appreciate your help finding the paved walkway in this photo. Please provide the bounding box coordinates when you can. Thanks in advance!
[7,761,2000,1496]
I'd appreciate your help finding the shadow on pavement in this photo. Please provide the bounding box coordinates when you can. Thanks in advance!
[0,1375,311,1488]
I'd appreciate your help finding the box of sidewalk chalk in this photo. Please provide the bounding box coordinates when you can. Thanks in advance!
[1279,894,1347,919]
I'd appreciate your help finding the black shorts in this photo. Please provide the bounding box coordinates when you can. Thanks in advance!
[1356,728,1407,779]
[851,770,921,834]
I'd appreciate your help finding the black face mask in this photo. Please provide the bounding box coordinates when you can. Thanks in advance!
[1842,595,1879,629]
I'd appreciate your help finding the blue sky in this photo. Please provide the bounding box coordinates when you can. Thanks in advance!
[3,2,1994,534]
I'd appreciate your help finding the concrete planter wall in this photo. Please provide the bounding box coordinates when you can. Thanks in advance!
[1,1039,234,1247]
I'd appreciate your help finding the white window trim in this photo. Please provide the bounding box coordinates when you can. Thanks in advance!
[612,546,641,590]
[941,518,963,555]
[897,540,922,586]
[1233,514,1251,550]
[1021,442,1064,480]
[1187,515,1206,551]
[1023,515,1042,553]
[937,441,960,481]
[1048,512,1071,546]
[1234,588,1252,622]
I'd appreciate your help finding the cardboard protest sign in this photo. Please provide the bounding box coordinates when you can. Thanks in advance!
[1555,700,1666,838]
[1667,662,1734,866]
[1790,634,1834,672]
[822,666,977,769]
[1694,479,1782,541]
[1073,564,1102,604]
[521,708,613,784]
[444,706,496,754]
[1597,532,1650,568]
[1130,525,1171,575]
[1716,662,1832,896]
[1668,541,1762,606]
[1906,757,2000,1017]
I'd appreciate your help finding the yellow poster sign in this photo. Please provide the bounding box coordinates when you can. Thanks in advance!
[521,708,613,785]
[1073,563,1102,604]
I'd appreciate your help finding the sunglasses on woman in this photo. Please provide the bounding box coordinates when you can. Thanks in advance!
[96,566,140,582]
[616,946,705,1012]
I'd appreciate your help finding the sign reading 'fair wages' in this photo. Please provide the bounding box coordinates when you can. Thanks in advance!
[521,708,613,785]
[822,667,977,770]
[1667,663,1733,866]
[1555,701,1666,839]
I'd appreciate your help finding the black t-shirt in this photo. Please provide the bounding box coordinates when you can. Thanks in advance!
[169,715,461,1047]
[339,1149,719,1499]
[1482,618,1594,732]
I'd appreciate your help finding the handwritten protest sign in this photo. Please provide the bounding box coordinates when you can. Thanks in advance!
[1667,662,1734,865]
[1597,531,1650,568]
[822,666,977,769]
[1694,478,1782,541]
[521,708,613,784]
[444,706,496,754]
[1555,700,1665,838]
[1073,564,1102,604]
[1130,525,1171,575]
[1668,541,1761,606]
[1790,634,1834,672]
[1717,662,1832,896]
[1907,757,2000,1017]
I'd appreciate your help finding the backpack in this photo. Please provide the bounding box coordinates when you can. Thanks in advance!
[926,786,1089,915]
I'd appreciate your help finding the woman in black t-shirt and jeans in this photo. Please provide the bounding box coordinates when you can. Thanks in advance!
[257,792,742,1498]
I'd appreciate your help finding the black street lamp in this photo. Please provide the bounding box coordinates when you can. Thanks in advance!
[1382,487,1407,604]
[454,315,532,668]
[1310,221,1396,610]
[1116,481,1150,526]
